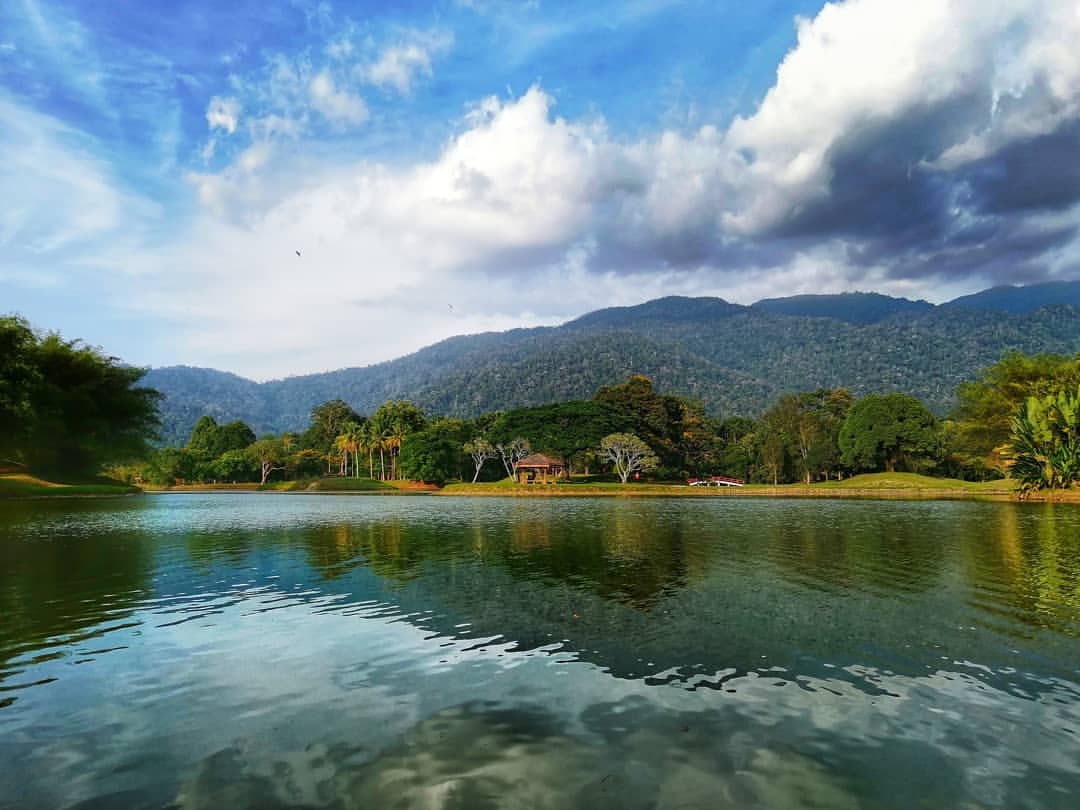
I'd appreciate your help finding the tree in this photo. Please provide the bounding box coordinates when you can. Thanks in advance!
[952,352,1080,476]
[599,433,659,484]
[494,438,531,479]
[464,437,496,483]
[305,399,363,453]
[492,401,631,472]
[839,394,942,474]
[594,376,690,467]
[218,420,257,453]
[21,331,161,474]
[247,438,288,485]
[187,415,222,457]
[0,316,41,461]
[399,420,467,485]
[1006,385,1080,497]
[370,401,426,480]
[213,449,257,482]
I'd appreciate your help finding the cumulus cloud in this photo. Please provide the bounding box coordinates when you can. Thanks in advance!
[14,0,1080,378]
[362,30,453,95]
[205,96,240,133]
[716,0,1080,281]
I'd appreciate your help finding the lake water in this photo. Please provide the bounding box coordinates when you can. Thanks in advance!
[0,494,1078,809]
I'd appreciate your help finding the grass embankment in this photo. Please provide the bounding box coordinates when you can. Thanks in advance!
[0,473,140,499]
[437,472,1021,499]
[745,472,1016,499]
[440,479,721,496]
[148,477,417,494]
[260,477,403,493]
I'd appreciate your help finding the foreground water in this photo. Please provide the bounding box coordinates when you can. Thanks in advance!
[0,494,1078,808]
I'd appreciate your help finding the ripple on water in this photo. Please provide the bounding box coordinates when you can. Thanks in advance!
[0,495,1077,808]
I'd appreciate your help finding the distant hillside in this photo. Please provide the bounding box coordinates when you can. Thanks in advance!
[144,282,1080,446]
[751,292,933,323]
[944,280,1080,313]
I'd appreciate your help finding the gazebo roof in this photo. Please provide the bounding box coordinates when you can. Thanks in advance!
[516,453,563,468]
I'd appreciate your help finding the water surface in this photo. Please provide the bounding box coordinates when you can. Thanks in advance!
[1,494,1078,808]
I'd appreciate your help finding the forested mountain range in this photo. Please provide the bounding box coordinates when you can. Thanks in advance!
[144,282,1080,445]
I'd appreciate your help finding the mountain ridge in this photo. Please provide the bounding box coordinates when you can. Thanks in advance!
[144,281,1080,445]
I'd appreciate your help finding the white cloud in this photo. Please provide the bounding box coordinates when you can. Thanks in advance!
[309,70,368,126]
[14,0,1080,378]
[0,95,125,256]
[206,96,240,133]
[362,31,452,95]
[722,0,1080,234]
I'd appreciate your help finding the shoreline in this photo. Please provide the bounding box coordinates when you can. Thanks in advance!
[139,482,1044,502]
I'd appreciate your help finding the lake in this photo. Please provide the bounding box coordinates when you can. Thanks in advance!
[1,494,1078,808]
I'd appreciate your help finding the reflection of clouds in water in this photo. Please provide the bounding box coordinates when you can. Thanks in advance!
[173,705,862,810]
[166,624,1079,810]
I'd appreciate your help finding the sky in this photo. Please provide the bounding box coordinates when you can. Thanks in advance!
[2,0,1080,380]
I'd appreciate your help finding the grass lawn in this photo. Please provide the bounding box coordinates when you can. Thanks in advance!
[809,472,1014,492]
[262,477,399,493]
[0,473,140,498]
[437,472,1021,499]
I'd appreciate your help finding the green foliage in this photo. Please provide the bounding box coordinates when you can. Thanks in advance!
[0,318,162,474]
[304,399,363,452]
[839,394,942,473]
[598,433,659,484]
[399,419,467,484]
[950,352,1080,475]
[594,375,691,467]
[760,389,852,484]
[212,449,258,482]
[491,400,633,470]
[1006,386,1080,496]
[145,294,1080,444]
[0,316,41,458]
[247,438,289,484]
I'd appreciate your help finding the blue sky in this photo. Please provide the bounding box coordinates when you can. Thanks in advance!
[3,0,1080,378]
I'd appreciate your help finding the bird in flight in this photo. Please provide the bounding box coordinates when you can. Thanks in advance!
[295,249,302,258]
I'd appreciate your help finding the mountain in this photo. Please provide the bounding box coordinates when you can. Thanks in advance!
[944,280,1080,313]
[751,292,934,323]
[143,285,1080,445]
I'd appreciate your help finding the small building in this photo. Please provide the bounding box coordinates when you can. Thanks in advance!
[516,453,566,484]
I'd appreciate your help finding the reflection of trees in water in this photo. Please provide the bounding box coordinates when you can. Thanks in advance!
[761,506,945,594]
[286,504,702,611]
[0,502,153,680]
[960,503,1080,636]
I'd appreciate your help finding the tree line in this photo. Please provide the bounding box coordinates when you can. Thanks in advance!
[117,358,1080,494]
[6,314,1080,496]
[1,316,160,476]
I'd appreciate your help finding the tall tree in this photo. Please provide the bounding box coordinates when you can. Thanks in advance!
[952,352,1080,475]
[594,376,688,467]
[247,438,288,485]
[305,400,363,454]
[839,394,942,474]
[494,438,531,479]
[0,316,41,462]
[21,332,161,474]
[464,437,496,483]
[599,433,659,484]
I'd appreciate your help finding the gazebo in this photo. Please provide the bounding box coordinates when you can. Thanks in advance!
[516,453,566,484]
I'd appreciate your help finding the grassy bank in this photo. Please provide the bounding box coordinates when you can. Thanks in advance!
[128,472,1074,502]
[436,472,1023,499]
[0,473,141,499]
[146,477,409,494]
[261,477,401,493]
